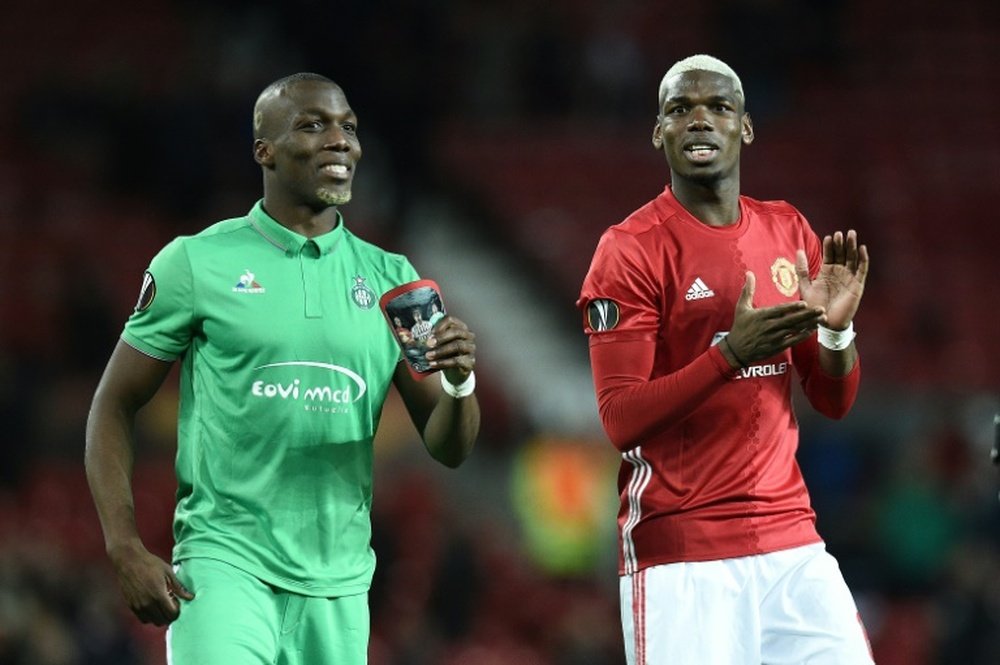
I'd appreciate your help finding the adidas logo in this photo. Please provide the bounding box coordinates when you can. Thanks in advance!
[684,277,715,301]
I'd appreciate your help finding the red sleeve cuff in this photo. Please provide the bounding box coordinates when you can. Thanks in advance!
[708,342,739,379]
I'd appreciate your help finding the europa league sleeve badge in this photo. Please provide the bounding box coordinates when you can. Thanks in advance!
[380,279,446,380]
[586,298,620,332]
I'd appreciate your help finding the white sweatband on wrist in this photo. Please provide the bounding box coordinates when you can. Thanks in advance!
[817,322,856,351]
[441,371,476,398]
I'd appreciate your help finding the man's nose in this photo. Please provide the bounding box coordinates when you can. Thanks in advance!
[324,127,351,150]
[688,106,713,131]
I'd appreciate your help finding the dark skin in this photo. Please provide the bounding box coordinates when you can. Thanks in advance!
[85,79,479,626]
[652,70,868,375]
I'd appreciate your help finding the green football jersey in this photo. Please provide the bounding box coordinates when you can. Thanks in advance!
[122,201,419,596]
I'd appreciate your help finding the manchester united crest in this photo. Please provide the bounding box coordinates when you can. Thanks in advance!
[770,257,798,297]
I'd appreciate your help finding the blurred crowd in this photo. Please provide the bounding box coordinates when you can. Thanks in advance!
[1,0,999,664]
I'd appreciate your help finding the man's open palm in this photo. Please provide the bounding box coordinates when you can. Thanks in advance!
[796,230,869,330]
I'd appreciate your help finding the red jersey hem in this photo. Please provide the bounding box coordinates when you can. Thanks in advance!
[617,534,825,576]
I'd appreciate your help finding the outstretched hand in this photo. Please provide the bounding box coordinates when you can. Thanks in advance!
[722,271,827,367]
[796,230,869,331]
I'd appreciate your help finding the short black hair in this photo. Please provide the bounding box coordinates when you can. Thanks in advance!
[253,73,338,139]
[260,72,335,98]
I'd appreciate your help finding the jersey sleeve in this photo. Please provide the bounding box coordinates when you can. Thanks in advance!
[577,227,734,451]
[577,228,659,343]
[792,335,860,419]
[121,237,196,360]
[396,256,421,284]
[791,212,861,419]
[588,338,735,450]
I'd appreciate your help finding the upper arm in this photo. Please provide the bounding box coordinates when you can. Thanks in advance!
[92,340,175,416]
[590,336,657,397]
[578,229,660,337]
[121,238,197,360]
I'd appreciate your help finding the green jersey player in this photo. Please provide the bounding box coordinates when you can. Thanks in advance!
[85,73,480,665]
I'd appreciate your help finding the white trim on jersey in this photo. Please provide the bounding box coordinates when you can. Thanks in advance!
[631,569,647,665]
[622,447,653,575]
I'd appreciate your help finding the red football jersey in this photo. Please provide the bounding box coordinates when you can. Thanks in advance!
[578,185,859,575]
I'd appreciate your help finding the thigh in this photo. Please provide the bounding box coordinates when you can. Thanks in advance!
[167,558,280,665]
[278,592,369,665]
[621,560,761,665]
[760,545,874,665]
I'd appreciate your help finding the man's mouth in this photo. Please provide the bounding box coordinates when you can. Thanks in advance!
[684,144,719,162]
[320,164,351,180]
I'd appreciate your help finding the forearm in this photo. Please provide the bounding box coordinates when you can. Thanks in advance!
[818,342,858,377]
[420,393,480,468]
[794,335,861,419]
[85,400,145,556]
[592,339,733,451]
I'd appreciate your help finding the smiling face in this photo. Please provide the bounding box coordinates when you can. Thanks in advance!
[652,69,753,186]
[254,79,362,212]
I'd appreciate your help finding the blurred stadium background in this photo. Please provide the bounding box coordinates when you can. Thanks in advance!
[1,1,998,663]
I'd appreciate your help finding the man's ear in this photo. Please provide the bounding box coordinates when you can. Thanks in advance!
[652,119,664,150]
[253,139,274,167]
[742,113,755,145]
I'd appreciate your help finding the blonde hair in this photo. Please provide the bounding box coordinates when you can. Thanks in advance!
[658,54,744,107]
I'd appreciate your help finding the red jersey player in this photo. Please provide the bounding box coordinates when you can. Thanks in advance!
[578,55,874,664]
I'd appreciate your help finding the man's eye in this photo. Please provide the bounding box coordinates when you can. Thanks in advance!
[342,123,357,134]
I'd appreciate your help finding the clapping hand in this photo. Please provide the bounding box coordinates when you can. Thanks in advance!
[795,230,869,331]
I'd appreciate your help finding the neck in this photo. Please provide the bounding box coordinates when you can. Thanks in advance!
[261,194,340,238]
[669,173,741,227]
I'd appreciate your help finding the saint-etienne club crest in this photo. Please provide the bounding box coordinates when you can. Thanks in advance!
[350,275,376,309]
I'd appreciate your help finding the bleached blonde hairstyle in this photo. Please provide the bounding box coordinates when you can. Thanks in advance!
[658,54,744,108]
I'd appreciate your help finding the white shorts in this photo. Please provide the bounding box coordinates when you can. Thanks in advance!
[620,543,874,665]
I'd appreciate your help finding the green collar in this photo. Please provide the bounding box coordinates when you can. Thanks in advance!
[247,200,346,256]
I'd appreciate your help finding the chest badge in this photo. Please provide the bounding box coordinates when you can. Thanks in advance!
[233,269,266,294]
[350,275,376,309]
[770,257,798,297]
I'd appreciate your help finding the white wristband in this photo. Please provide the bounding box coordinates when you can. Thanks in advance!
[441,370,476,398]
[817,322,856,351]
